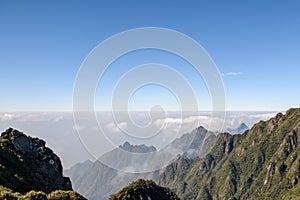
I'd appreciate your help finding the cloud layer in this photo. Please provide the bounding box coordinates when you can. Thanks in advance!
[0,111,278,168]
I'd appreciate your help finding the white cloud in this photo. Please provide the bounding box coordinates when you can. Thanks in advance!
[221,72,242,76]
[72,124,85,131]
[0,113,16,121]
[53,116,64,123]
[105,122,128,133]
[248,113,278,120]
[0,113,68,123]
[152,115,215,138]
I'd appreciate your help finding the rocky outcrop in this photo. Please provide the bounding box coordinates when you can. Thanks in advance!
[0,128,72,194]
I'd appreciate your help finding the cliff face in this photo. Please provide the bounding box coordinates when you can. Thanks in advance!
[158,108,300,199]
[0,128,72,194]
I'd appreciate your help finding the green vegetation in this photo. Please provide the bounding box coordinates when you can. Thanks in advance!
[158,108,300,199]
[109,179,180,200]
[47,190,87,200]
[0,186,86,200]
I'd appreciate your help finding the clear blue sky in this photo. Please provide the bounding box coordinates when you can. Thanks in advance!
[0,0,300,111]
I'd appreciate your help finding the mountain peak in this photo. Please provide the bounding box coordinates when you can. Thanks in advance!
[239,122,247,127]
[226,123,249,134]
[119,141,157,153]
[237,122,249,131]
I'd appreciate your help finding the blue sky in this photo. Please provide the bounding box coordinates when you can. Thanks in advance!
[0,0,300,111]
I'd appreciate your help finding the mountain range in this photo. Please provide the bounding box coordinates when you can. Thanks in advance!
[157,108,300,199]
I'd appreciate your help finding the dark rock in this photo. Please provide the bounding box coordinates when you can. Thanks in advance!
[0,128,72,194]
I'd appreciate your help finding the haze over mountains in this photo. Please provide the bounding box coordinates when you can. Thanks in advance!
[65,122,252,199]
[65,125,217,200]
[0,111,277,168]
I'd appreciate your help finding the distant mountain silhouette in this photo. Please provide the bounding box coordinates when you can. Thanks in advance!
[226,122,249,134]
[119,141,156,153]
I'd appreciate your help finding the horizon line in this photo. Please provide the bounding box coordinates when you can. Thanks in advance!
[0,110,284,113]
